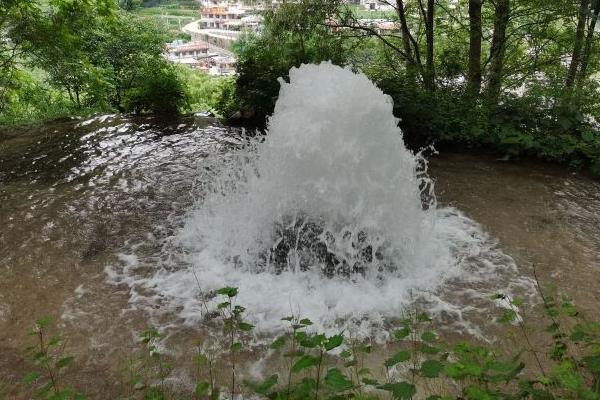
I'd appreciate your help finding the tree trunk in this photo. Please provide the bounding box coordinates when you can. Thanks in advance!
[565,0,590,90]
[396,0,414,66]
[467,0,483,94]
[424,0,435,90]
[396,0,425,81]
[577,0,599,86]
[486,0,510,106]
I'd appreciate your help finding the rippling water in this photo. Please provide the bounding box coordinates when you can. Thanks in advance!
[1,112,599,398]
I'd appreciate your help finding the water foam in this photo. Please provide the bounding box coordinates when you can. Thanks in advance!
[108,63,533,337]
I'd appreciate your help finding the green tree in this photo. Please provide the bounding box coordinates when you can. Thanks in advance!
[218,0,353,123]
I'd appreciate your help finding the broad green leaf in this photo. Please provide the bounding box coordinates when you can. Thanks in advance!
[584,355,600,375]
[378,382,416,400]
[419,343,441,354]
[340,349,352,358]
[324,334,343,351]
[238,322,254,332]
[22,371,41,385]
[35,316,52,329]
[362,377,379,385]
[217,301,230,309]
[48,335,62,346]
[253,374,278,395]
[384,351,410,367]
[292,377,316,399]
[55,356,74,369]
[291,355,320,373]
[270,336,286,349]
[394,327,410,339]
[324,368,352,392]
[195,382,210,396]
[143,387,165,400]
[231,342,242,352]
[216,287,238,297]
[420,359,444,378]
[499,309,517,323]
[421,331,437,342]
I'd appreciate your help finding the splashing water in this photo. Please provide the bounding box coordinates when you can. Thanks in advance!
[110,63,533,337]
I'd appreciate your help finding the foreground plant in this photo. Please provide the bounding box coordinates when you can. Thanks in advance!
[22,316,84,400]
[16,280,600,400]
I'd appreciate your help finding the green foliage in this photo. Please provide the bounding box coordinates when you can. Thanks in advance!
[23,316,84,399]
[1,0,190,126]
[13,282,600,399]
[178,68,234,115]
[215,0,354,123]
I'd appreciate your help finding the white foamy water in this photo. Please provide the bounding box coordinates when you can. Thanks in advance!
[107,63,534,338]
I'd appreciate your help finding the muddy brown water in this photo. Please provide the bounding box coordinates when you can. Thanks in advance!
[1,115,599,398]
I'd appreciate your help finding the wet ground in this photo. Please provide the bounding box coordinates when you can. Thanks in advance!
[1,115,599,398]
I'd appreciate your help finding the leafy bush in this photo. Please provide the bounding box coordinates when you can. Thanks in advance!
[122,60,188,115]
[215,0,355,124]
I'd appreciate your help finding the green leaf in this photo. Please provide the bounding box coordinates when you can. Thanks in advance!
[421,331,437,342]
[584,355,600,375]
[195,382,210,396]
[231,342,242,352]
[281,316,294,322]
[254,374,279,396]
[300,334,325,348]
[35,316,52,329]
[291,355,320,373]
[216,287,238,297]
[569,327,586,342]
[217,301,230,309]
[444,361,483,380]
[55,356,74,369]
[48,335,62,346]
[324,368,353,392]
[511,298,524,307]
[143,387,165,400]
[384,351,410,368]
[499,309,518,323]
[324,334,343,351]
[394,327,410,339]
[270,336,286,349]
[419,343,441,354]
[464,385,496,400]
[238,322,254,332]
[378,382,417,400]
[420,359,444,378]
[299,318,313,326]
[362,377,379,385]
[359,344,373,354]
[292,378,316,398]
[340,349,352,358]
[22,371,41,385]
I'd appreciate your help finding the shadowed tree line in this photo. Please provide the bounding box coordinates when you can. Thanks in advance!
[219,0,600,175]
[0,0,187,124]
